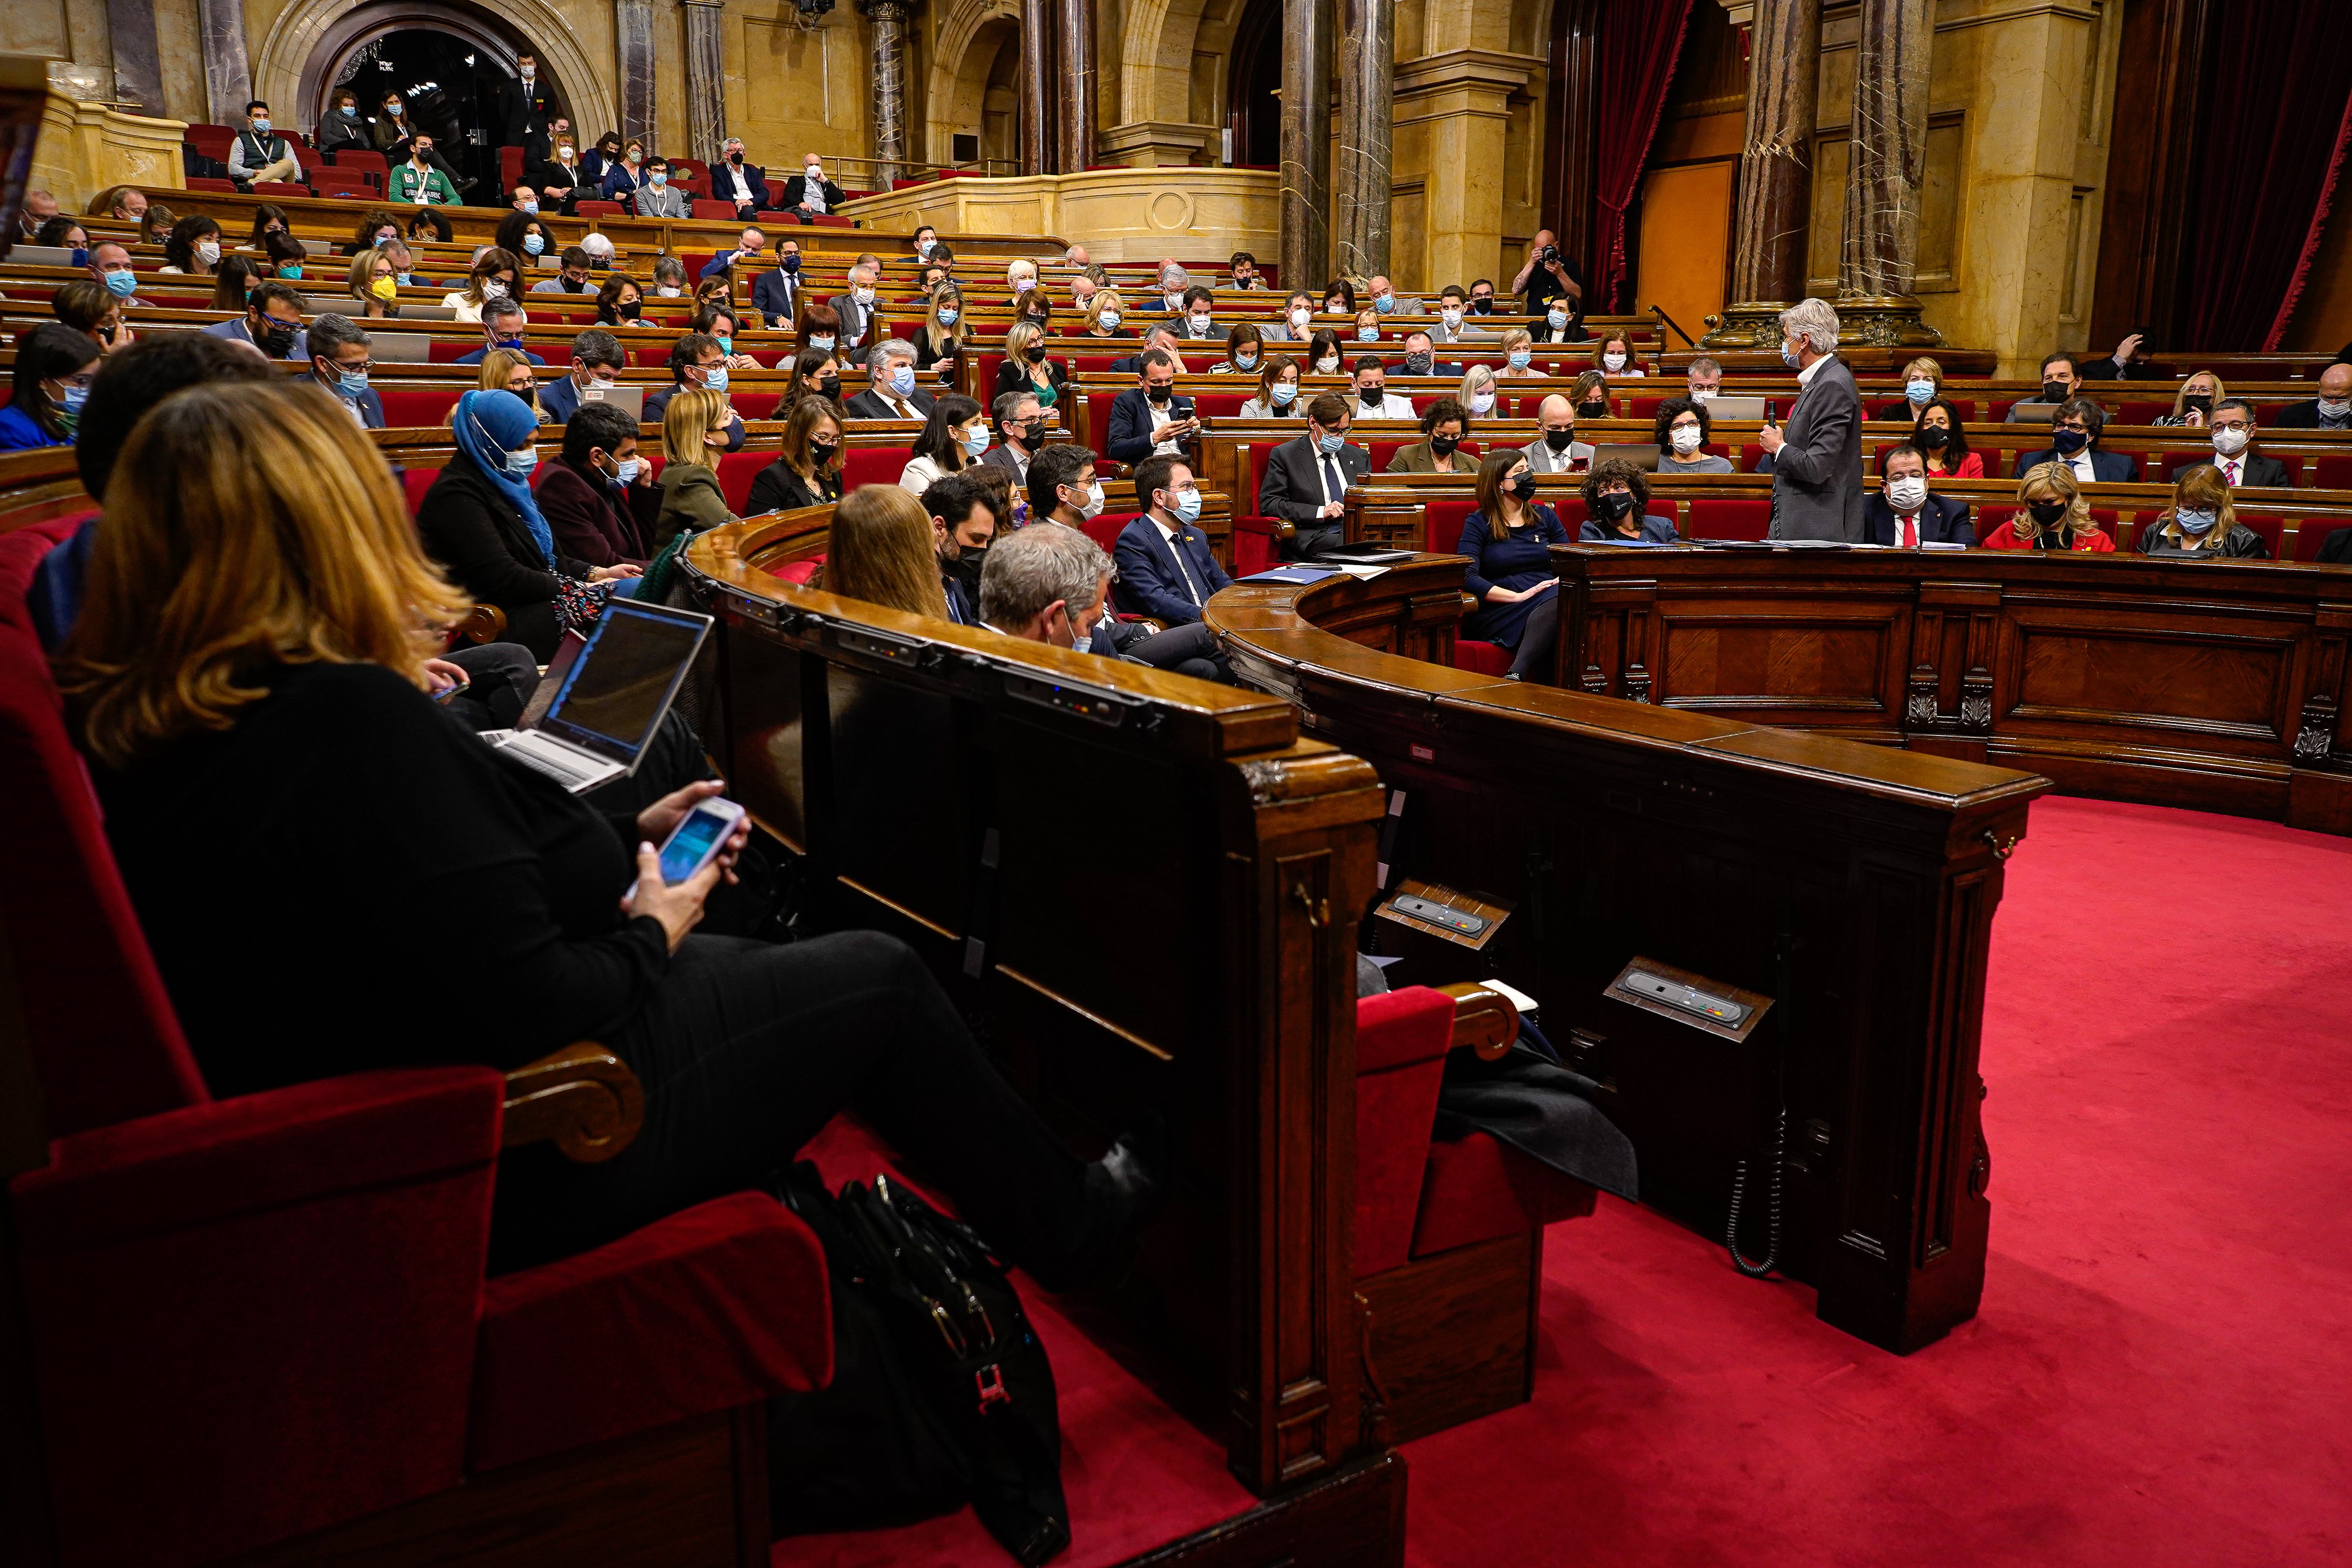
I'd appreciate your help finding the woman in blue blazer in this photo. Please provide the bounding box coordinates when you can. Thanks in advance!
[1576,459,1681,544]
[1459,449,1572,681]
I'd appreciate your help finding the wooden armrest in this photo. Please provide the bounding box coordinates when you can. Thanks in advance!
[502,1041,643,1162]
[1235,514,1296,538]
[1438,982,1519,1062]
[456,603,509,646]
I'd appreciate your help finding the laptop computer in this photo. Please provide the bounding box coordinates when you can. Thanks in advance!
[1703,395,1768,421]
[1591,443,1662,470]
[485,599,711,792]
[583,384,645,420]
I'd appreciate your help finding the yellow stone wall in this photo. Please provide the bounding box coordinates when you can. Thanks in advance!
[31,90,186,212]
[840,167,1277,264]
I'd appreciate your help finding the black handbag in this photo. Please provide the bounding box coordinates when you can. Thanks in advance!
[769,1161,1071,1565]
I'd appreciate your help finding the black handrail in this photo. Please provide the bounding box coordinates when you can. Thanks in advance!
[1649,303,1696,348]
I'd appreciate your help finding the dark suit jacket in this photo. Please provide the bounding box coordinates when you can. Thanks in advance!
[844,386,935,422]
[2016,447,2140,483]
[309,373,386,430]
[751,267,801,326]
[1768,355,1864,541]
[538,454,657,566]
[746,459,840,516]
[777,174,848,211]
[525,158,594,197]
[2076,358,2161,382]
[1107,388,1195,465]
[1112,516,1231,624]
[455,346,546,366]
[2318,525,2352,564]
[317,116,370,160]
[495,76,556,159]
[413,455,586,660]
[1259,434,1369,524]
[2221,452,2294,489]
[710,161,771,211]
[537,373,582,425]
[1578,513,1680,544]
[1862,492,1975,547]
[2271,399,2350,430]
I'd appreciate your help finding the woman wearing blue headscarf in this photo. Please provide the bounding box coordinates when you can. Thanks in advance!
[415,389,640,658]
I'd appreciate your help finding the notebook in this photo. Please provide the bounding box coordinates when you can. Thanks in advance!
[484,599,710,792]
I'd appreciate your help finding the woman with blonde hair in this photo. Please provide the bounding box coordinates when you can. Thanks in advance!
[1083,286,1130,338]
[1979,461,2116,551]
[347,249,400,319]
[1004,257,1040,305]
[2153,369,2227,428]
[817,484,951,620]
[477,349,543,417]
[2139,463,2268,557]
[1568,369,1611,420]
[1496,327,1542,380]
[1895,355,1945,416]
[995,319,1068,409]
[653,386,739,551]
[914,283,966,378]
[1458,361,1501,417]
[58,376,1154,1298]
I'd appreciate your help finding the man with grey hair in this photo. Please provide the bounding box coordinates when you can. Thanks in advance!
[1685,355,1724,402]
[828,259,880,358]
[303,313,384,429]
[978,523,1115,648]
[537,327,627,423]
[1758,297,1862,540]
[457,297,542,366]
[846,339,934,420]
[1157,263,1191,316]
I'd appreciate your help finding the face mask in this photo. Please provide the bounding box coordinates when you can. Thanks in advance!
[330,365,368,398]
[1670,426,1702,455]
[1318,432,1345,456]
[1691,387,1716,403]
[56,383,90,414]
[1317,355,1339,374]
[714,336,734,355]
[1508,349,1531,369]
[1357,327,1378,342]
[387,104,403,118]
[937,309,958,326]
[396,272,412,285]
[604,454,640,486]
[103,270,138,300]
[482,280,509,301]
[340,104,357,118]
[1171,488,1202,524]
[818,375,842,400]
[376,229,399,246]
[1011,277,1034,295]
[808,335,836,353]
[1906,379,1936,404]
[2211,427,2249,457]
[261,322,298,356]
[1543,428,1575,453]
[276,265,303,280]
[1373,294,1396,314]
[2052,428,2089,455]
[1548,309,1568,330]
[1064,607,1093,655]
[370,276,397,300]
[657,285,682,297]
[1234,353,1258,370]
[1916,424,1950,450]
[1886,475,1928,511]
[520,199,540,215]
[1359,386,1386,405]
[955,424,985,459]
[806,167,823,182]
[1290,307,1311,329]
[700,365,729,393]
[2029,500,2069,529]
[2174,507,2219,536]
[522,234,544,255]
[1403,353,1432,376]
[1022,343,1048,364]
[917,238,934,258]
[1469,391,1495,416]
[1577,400,1608,420]
[559,146,575,161]
[1602,352,1628,372]
[1271,382,1298,406]
[2317,397,2350,419]
[1190,314,1212,334]
[1597,492,1634,521]
[649,172,668,187]
[252,118,272,135]
[854,287,875,307]
[1148,383,1172,405]
[68,246,88,269]
[1430,434,1458,457]
[1081,482,1105,519]
[1099,310,1121,329]
[196,240,220,267]
[506,445,539,478]
[1781,339,1803,369]
[889,365,917,396]
[1471,297,1492,313]
[1508,471,1537,501]
[1441,310,1462,329]
[781,252,800,273]
[617,300,642,320]
[626,151,642,165]
[520,68,534,81]
[2040,380,2070,403]
[1165,292,1184,310]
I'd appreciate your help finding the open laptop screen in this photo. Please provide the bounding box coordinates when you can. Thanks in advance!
[539,599,711,763]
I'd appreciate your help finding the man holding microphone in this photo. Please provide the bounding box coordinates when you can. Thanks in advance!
[1757,297,1863,541]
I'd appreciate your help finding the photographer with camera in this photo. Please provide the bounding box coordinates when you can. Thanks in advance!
[1511,229,1585,339]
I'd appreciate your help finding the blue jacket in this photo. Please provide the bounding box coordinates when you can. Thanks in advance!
[1112,514,1231,624]
[537,372,582,425]
[750,268,803,327]
[1578,513,1679,544]
[0,403,64,451]
[1861,491,1975,547]
[1105,387,1195,466]
[455,346,547,367]
[2015,447,2139,484]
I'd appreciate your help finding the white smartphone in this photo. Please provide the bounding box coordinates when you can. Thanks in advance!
[627,797,746,901]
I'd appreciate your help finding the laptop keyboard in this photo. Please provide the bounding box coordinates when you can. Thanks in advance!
[503,741,600,789]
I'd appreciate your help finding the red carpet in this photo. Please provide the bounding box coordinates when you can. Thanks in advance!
[1404,797,2352,1567]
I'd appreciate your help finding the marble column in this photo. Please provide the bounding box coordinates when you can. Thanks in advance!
[1055,0,1095,173]
[680,0,729,166]
[861,0,916,185]
[1020,0,1054,175]
[1278,0,1332,290]
[105,0,165,117]
[1700,0,1819,350]
[1837,0,1942,344]
[195,0,252,129]
[615,0,659,146]
[1332,0,1392,280]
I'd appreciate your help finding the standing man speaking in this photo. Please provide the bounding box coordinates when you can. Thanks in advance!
[1758,297,1863,540]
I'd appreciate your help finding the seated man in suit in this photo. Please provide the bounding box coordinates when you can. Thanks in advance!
[1430,286,1494,344]
[2206,399,2294,487]
[643,332,747,452]
[303,313,385,430]
[1115,454,1234,626]
[1398,330,1458,381]
[2003,352,2083,423]
[751,236,807,327]
[827,262,880,359]
[777,153,847,221]
[925,472,997,626]
[1106,350,1200,466]
[711,138,771,219]
[2074,330,2164,382]
[1864,443,1975,547]
[981,390,1047,487]
[536,329,628,425]
[1519,394,1592,474]
[1176,286,1222,342]
[1258,392,1367,560]
[538,400,658,569]
[1351,357,1416,419]
[2274,362,2352,430]
[2016,397,2138,484]
[1111,324,1192,376]
[455,300,545,366]
[845,339,937,420]
[201,279,308,360]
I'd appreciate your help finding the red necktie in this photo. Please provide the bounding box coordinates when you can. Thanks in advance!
[2225,460,2240,485]
[1901,516,1919,549]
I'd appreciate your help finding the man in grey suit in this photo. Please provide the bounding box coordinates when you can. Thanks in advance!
[1429,285,1495,343]
[1759,297,1863,541]
[1518,395,1593,473]
[1258,392,1370,560]
[827,261,880,361]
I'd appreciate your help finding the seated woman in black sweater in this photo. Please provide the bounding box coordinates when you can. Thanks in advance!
[1458,447,1571,681]
[415,389,639,658]
[55,378,1157,1284]
[747,397,845,514]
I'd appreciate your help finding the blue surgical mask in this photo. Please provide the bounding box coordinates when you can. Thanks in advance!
[340,104,358,117]
[1235,353,1258,370]
[59,383,90,413]
[649,171,667,186]
[1781,339,1802,369]
[103,270,138,299]
[520,199,539,215]
[252,118,271,135]
[277,265,303,279]
[523,234,544,255]
[68,247,88,269]
[1171,488,1202,523]
[807,335,836,352]
[336,367,368,397]
[1271,382,1297,406]
[1099,309,1121,329]
[2174,506,2219,536]
[962,424,989,457]
[614,456,642,484]
[889,364,917,396]
[1546,309,1568,329]
[1906,379,1935,404]
[1064,607,1091,655]
[937,309,958,326]
[1318,432,1344,455]
[506,445,539,478]
[495,335,524,351]
[1374,294,1396,313]
[704,365,729,393]
[1357,326,1377,342]
[1509,348,1531,369]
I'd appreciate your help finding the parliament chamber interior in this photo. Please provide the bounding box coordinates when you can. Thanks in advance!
[3,0,2351,1562]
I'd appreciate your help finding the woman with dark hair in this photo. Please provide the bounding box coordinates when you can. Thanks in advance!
[262,231,308,283]
[783,346,842,416]
[51,279,130,355]
[1305,328,1346,379]
[159,215,223,276]
[1655,396,1734,474]
[796,301,843,357]
[1908,396,1981,479]
[1578,458,1679,543]
[1388,396,1476,473]
[1321,278,1357,315]
[897,393,984,494]
[748,397,847,514]
[594,273,645,326]
[245,204,291,249]
[316,86,369,159]
[407,207,452,245]
[1456,447,1569,680]
[582,131,625,186]
[348,208,406,257]
[693,304,760,370]
[1591,332,1643,377]
[209,257,263,312]
[443,247,524,325]
[34,216,89,258]
[0,323,101,450]
[495,208,554,264]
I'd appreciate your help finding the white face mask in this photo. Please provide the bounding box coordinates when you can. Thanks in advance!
[1078,481,1105,519]
[1190,314,1212,333]
[1602,352,1628,372]
[2319,396,2351,419]
[1886,474,1929,511]
[196,240,220,267]
[1441,310,1462,329]
[1289,307,1311,328]
[1669,425,1702,455]
[1317,355,1339,374]
[657,285,682,297]
[1469,390,1495,416]
[2211,426,2250,456]
[1690,387,1716,403]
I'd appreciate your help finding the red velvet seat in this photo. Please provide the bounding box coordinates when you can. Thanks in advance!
[184,176,237,192]
[716,449,770,513]
[1191,392,1247,419]
[0,520,834,1567]
[381,387,460,429]
[313,175,376,200]
[770,555,825,583]
[2233,512,2285,557]
[1425,497,1476,555]
[251,182,309,199]
[2314,455,2352,491]
[1452,639,1511,676]
[575,200,623,222]
[733,391,782,422]
[402,462,445,517]
[499,145,524,195]
[692,199,738,220]
[2293,517,2349,560]
[843,444,906,494]
[1365,439,1409,472]
[1687,498,1769,540]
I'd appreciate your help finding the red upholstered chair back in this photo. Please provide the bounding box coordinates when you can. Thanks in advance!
[843,444,906,494]
[2233,512,2285,557]
[1452,639,1511,676]
[333,148,387,178]
[403,460,448,519]
[1687,497,1769,540]
[2317,455,2352,492]
[691,199,737,220]
[1364,439,1409,472]
[380,387,459,429]
[499,145,523,193]
[715,450,769,513]
[1082,511,1131,555]
[732,391,781,421]
[2294,516,2350,560]
[1352,987,1456,1278]
[1086,389,1122,453]
[574,200,622,222]
[770,555,825,583]
[313,175,376,200]
[0,521,210,1137]
[1425,498,1476,556]
[1191,392,1247,419]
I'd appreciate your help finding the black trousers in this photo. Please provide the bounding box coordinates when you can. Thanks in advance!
[1281,522,1343,561]
[489,932,1117,1288]
[1118,619,1230,683]
[1509,595,1561,681]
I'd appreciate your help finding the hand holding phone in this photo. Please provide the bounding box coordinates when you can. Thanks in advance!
[623,795,748,940]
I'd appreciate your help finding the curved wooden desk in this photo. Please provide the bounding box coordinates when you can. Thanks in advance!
[1207,558,2047,1353]
[1548,543,2352,836]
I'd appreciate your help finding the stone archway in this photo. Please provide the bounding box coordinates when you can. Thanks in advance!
[927,0,1021,166]
[250,0,615,141]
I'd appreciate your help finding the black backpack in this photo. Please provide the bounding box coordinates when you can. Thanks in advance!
[769,1161,1071,1565]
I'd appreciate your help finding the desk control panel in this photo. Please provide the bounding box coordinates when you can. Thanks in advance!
[1617,968,1750,1028]
[1389,894,1487,936]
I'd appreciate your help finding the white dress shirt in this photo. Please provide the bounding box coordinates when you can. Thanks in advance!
[1154,516,1204,606]
[724,163,754,203]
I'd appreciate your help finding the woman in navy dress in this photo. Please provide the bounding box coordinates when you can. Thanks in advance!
[1459,449,1571,681]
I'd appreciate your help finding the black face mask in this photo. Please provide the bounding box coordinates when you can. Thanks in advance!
[2029,500,2070,533]
[1915,424,1951,450]
[949,547,985,597]
[728,151,744,164]
[617,300,641,320]
[1008,420,1042,448]
[1430,434,1458,456]
[817,375,841,402]
[1598,491,1635,522]
[808,439,839,468]
[781,253,800,274]
[1361,386,1386,404]
[1404,353,1432,376]
[2052,428,2090,454]
[1577,399,1608,420]
[2181,393,2212,414]
[1023,343,1047,363]
[1147,384,1171,404]
[1469,298,1494,314]
[260,321,298,356]
[2041,379,2070,403]
[1542,427,1575,453]
[1508,472,1538,500]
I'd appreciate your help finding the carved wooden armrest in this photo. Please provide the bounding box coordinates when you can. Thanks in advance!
[1439,981,1519,1062]
[501,1042,643,1162]
[456,603,509,646]
[1235,514,1296,539]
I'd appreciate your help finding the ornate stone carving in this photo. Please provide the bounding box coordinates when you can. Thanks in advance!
[2295,697,2337,762]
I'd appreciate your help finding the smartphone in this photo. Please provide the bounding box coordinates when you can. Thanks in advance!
[432,677,470,703]
[629,797,747,900]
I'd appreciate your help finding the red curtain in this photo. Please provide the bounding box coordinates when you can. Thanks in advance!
[2181,0,2352,350]
[1588,0,1695,315]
